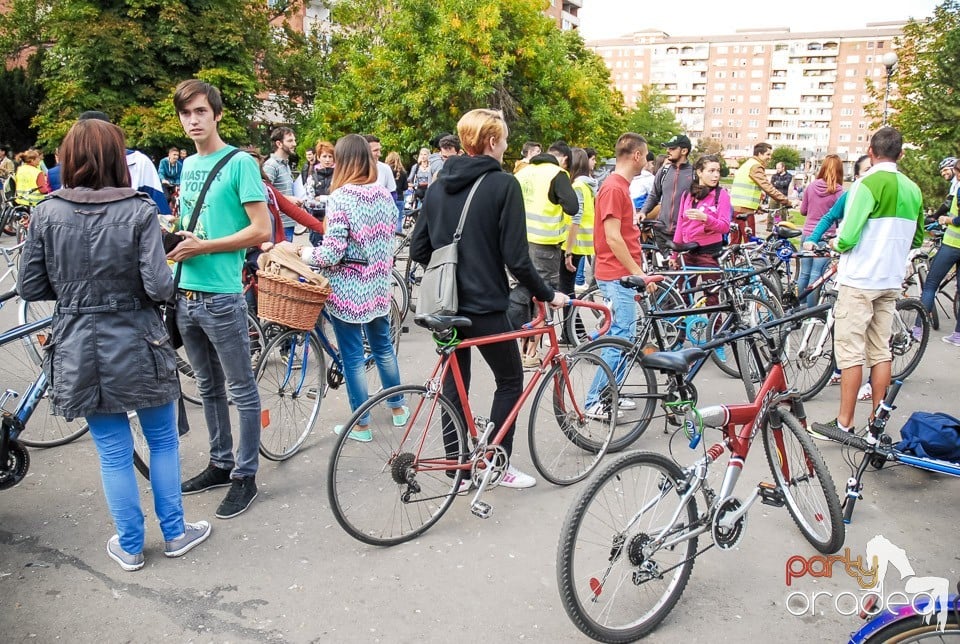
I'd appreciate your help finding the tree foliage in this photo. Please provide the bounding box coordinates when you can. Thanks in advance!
[622,86,682,149]
[0,52,45,153]
[879,0,960,207]
[771,146,801,170]
[303,0,624,160]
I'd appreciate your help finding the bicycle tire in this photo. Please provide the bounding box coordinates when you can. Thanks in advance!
[390,267,410,323]
[859,613,960,643]
[781,311,836,401]
[256,329,325,461]
[527,351,617,485]
[327,384,467,546]
[763,408,844,554]
[573,336,658,452]
[557,450,698,642]
[708,294,782,378]
[891,298,929,380]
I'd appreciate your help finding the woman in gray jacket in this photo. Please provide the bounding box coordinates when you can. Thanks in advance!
[18,119,210,572]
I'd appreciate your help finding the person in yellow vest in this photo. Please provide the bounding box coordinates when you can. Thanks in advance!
[729,142,797,243]
[515,139,579,365]
[921,156,960,346]
[560,147,596,297]
[14,149,51,207]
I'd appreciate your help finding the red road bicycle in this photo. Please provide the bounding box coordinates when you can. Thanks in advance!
[557,300,844,642]
[327,299,615,546]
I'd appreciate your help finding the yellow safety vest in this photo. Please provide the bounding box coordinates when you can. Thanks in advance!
[516,162,567,245]
[15,164,43,207]
[945,184,960,249]
[730,157,762,211]
[564,180,595,256]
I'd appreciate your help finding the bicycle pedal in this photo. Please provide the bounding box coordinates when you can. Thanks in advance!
[470,501,492,519]
[757,482,785,507]
[665,412,681,427]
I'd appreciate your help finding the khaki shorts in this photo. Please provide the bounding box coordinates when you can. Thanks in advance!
[833,285,900,370]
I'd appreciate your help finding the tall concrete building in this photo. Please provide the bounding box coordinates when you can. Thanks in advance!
[587,23,904,163]
[544,0,582,31]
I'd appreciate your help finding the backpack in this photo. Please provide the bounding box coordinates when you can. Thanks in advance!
[896,411,960,463]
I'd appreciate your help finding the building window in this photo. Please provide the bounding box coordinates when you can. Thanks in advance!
[877,41,885,49]
[751,69,763,78]
[749,108,760,114]
[716,58,728,66]
[846,55,860,64]
[748,119,758,127]
[715,82,726,90]
[775,43,788,51]
[839,134,851,142]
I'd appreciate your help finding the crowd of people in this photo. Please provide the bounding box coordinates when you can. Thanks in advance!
[7,73,947,574]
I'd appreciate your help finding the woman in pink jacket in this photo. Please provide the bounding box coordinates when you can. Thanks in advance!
[669,154,732,304]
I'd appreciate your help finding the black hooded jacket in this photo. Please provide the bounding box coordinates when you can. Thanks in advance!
[410,154,554,315]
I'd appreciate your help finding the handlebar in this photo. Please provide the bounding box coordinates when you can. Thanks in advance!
[525,297,613,341]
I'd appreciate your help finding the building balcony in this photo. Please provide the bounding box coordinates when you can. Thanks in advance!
[563,0,583,9]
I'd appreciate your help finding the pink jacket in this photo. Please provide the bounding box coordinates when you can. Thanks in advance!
[672,187,732,249]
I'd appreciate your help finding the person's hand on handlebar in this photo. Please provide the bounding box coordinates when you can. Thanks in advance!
[549,290,570,309]
[802,241,814,251]
[635,272,659,294]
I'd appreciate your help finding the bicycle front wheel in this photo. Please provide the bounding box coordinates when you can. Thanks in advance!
[390,267,410,323]
[859,612,960,643]
[573,336,658,452]
[256,329,325,461]
[781,312,835,401]
[528,351,617,485]
[763,408,843,553]
[328,385,467,546]
[557,451,698,643]
[708,294,782,378]
[890,297,929,380]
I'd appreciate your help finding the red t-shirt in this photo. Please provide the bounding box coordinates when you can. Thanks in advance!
[593,173,641,281]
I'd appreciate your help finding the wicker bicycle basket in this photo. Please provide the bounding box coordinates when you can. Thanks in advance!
[256,270,331,331]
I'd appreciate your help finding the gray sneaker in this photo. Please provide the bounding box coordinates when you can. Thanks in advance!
[107,535,144,572]
[164,521,212,558]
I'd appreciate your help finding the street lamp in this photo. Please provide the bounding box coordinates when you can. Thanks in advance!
[882,51,899,126]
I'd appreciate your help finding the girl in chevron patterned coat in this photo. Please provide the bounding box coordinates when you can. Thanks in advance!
[279,134,408,442]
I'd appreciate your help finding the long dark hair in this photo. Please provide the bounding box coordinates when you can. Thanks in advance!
[689,154,721,203]
[331,134,377,191]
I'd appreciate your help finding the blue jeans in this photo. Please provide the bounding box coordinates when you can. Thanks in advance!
[575,257,586,287]
[921,243,960,333]
[797,256,831,308]
[86,402,183,554]
[177,292,261,478]
[328,313,405,425]
[587,279,638,405]
[395,199,405,234]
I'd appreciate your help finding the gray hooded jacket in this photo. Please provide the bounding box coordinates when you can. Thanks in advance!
[17,187,180,418]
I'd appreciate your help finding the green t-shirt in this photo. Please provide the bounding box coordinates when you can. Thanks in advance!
[177,146,265,293]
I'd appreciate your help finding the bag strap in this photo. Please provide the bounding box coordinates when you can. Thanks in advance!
[451,173,488,244]
[173,148,242,289]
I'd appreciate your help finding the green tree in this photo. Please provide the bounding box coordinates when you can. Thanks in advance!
[303,0,624,160]
[0,52,46,153]
[877,0,960,207]
[622,86,682,149]
[771,146,801,170]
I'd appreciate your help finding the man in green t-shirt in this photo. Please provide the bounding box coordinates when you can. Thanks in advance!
[168,79,271,519]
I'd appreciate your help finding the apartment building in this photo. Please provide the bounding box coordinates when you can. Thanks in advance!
[587,23,904,162]
[543,0,582,31]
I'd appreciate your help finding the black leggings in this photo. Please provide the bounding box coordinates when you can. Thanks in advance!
[442,311,523,458]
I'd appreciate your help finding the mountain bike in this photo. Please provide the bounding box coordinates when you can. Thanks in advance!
[848,579,959,643]
[327,299,615,546]
[556,303,844,642]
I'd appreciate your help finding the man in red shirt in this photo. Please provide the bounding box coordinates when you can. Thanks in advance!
[586,132,655,417]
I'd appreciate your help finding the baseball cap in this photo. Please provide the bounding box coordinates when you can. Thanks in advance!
[662,135,692,150]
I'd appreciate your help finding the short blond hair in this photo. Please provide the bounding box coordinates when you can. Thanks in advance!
[457,109,507,156]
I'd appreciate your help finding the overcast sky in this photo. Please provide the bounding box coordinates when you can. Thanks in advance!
[577,0,941,40]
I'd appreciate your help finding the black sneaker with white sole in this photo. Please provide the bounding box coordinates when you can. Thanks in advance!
[181,463,232,495]
[215,477,258,519]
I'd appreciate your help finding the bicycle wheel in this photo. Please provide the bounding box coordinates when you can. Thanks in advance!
[573,336,658,452]
[762,408,843,554]
[130,412,150,480]
[640,282,687,350]
[781,311,835,401]
[528,351,617,485]
[390,268,410,323]
[17,299,55,358]
[565,285,606,347]
[891,298,929,380]
[708,294,782,378]
[327,384,467,546]
[256,329,325,461]
[557,450,698,642]
[860,613,960,643]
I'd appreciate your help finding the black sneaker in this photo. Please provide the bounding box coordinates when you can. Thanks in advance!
[215,477,258,519]
[810,418,855,441]
[181,463,232,495]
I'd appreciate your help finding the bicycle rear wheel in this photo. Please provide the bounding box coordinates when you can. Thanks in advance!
[256,329,325,461]
[781,312,835,401]
[390,268,410,323]
[327,385,467,546]
[557,451,698,642]
[708,294,782,378]
[762,408,843,553]
[528,351,617,485]
[891,297,929,380]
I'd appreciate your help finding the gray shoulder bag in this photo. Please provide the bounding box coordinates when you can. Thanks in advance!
[418,173,487,316]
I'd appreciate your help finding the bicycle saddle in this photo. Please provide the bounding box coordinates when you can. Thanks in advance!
[775,226,802,239]
[619,274,665,290]
[662,240,700,253]
[640,348,707,374]
[414,314,473,333]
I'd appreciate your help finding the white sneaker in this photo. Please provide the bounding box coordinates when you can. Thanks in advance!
[619,399,637,410]
[499,465,536,489]
[857,383,872,402]
[585,402,623,420]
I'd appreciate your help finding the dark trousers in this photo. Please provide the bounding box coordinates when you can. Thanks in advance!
[731,211,757,245]
[442,312,523,458]
[559,253,589,297]
[685,252,722,306]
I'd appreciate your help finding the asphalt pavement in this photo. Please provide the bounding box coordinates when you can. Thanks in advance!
[1,281,958,643]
